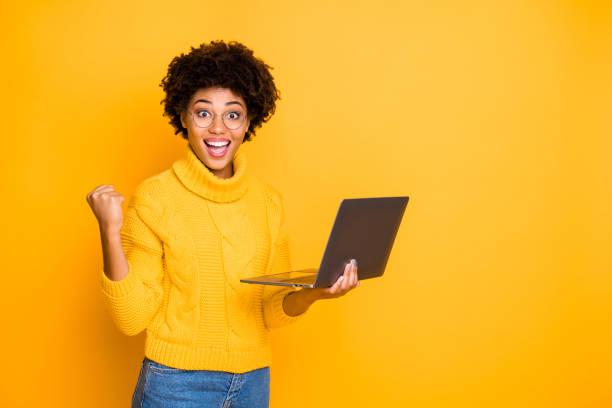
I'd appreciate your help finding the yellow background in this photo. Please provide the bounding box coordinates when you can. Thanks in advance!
[1,0,610,406]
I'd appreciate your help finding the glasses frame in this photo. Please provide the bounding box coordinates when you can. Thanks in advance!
[188,108,248,130]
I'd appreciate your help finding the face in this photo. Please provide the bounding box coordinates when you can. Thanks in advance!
[180,87,251,179]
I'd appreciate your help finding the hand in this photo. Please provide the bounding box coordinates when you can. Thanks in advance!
[85,184,125,233]
[309,259,360,300]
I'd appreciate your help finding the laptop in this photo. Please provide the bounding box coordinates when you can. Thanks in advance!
[240,196,409,288]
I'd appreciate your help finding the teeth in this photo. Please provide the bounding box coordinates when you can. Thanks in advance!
[206,140,230,147]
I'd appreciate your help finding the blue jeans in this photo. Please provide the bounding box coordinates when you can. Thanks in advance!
[131,356,270,408]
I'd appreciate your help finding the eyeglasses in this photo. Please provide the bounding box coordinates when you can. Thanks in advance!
[189,108,247,130]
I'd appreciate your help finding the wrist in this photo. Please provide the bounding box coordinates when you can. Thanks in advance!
[301,287,320,303]
[286,288,318,308]
[100,224,122,240]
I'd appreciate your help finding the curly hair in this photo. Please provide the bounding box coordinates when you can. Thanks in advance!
[159,40,281,142]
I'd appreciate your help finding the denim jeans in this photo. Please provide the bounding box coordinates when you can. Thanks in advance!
[131,356,270,408]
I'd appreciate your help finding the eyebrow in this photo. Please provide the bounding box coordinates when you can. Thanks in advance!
[193,99,244,108]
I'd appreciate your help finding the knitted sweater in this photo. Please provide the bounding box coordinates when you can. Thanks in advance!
[100,143,305,373]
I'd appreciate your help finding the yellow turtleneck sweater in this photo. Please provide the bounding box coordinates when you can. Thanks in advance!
[100,143,305,373]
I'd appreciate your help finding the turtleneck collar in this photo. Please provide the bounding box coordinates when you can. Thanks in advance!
[172,143,249,203]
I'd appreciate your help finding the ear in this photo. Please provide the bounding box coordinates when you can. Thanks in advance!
[180,111,187,129]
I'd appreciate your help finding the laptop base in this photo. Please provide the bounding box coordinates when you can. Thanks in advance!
[240,269,318,288]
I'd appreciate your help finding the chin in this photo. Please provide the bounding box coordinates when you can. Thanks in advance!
[204,150,236,170]
[205,160,229,170]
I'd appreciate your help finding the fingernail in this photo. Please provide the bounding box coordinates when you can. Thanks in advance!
[351,259,357,267]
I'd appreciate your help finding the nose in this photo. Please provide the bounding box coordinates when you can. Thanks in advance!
[209,114,226,134]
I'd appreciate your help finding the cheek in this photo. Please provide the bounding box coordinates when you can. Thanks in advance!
[231,130,246,144]
[187,126,204,139]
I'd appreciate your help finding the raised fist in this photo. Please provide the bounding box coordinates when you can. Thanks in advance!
[86,184,125,232]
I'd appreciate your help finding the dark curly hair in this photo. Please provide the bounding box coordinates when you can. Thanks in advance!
[159,40,281,142]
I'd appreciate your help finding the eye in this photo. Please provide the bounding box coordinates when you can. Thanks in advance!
[195,110,210,118]
[226,111,241,119]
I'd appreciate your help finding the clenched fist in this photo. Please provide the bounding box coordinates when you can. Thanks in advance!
[86,184,125,233]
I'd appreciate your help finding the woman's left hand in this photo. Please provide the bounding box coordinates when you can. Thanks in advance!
[283,260,359,315]
[308,259,360,300]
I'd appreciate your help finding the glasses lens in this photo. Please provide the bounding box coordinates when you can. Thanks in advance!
[193,110,212,128]
[223,111,246,129]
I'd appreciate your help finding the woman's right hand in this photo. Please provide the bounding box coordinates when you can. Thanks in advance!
[86,184,125,233]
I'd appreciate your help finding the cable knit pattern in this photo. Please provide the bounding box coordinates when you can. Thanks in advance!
[100,143,305,373]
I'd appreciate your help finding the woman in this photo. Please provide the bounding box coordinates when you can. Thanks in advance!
[85,40,359,407]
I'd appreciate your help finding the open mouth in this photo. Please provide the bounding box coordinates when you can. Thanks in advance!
[204,140,231,158]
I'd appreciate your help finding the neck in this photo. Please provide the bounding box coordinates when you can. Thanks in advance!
[172,142,249,203]
[207,162,234,179]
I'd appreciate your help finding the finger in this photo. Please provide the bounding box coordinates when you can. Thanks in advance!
[325,277,342,296]
[343,260,355,289]
[94,187,118,199]
[336,276,346,294]
[349,260,357,287]
[341,262,353,291]
[87,185,108,202]
[332,264,350,294]
[339,273,351,292]
[92,186,115,196]
[93,184,112,193]
[337,265,349,290]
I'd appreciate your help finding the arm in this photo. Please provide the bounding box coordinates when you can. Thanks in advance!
[97,187,165,336]
[282,287,318,316]
[261,188,309,329]
[262,231,308,329]
[100,226,128,281]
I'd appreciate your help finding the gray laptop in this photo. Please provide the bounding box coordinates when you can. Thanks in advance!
[240,196,409,288]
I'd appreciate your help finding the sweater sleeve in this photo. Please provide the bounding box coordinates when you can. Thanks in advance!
[262,188,307,330]
[100,183,165,336]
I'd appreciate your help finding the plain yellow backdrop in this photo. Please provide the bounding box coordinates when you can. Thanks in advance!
[1,0,610,406]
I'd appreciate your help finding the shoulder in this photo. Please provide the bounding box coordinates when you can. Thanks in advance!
[130,169,174,217]
[132,171,166,199]
[136,165,180,194]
